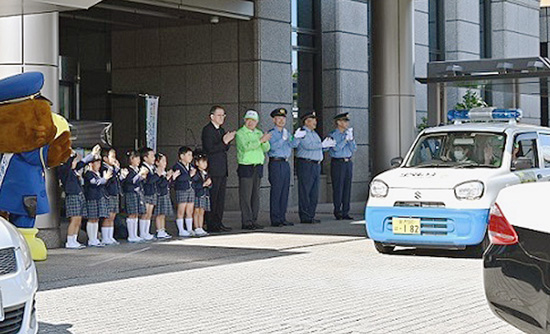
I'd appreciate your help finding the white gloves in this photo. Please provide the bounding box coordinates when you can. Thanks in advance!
[346,128,354,141]
[322,137,336,148]
[282,128,289,141]
[294,128,307,139]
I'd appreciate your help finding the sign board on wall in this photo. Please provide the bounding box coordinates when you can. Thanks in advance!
[145,95,159,151]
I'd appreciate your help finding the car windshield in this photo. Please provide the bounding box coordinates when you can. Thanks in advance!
[405,131,506,168]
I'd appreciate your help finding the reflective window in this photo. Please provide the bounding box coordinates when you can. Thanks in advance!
[406,132,506,168]
[511,136,539,171]
[539,134,550,168]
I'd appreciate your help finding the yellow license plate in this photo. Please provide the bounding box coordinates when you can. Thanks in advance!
[392,217,421,235]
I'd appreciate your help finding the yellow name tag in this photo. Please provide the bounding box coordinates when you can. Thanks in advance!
[392,217,421,235]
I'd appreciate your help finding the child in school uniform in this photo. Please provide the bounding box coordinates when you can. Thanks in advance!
[154,153,180,239]
[140,147,158,241]
[100,147,122,245]
[122,150,148,243]
[192,152,212,237]
[58,145,101,249]
[172,146,196,237]
[83,155,112,247]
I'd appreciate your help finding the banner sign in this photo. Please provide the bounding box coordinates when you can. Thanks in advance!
[145,95,159,151]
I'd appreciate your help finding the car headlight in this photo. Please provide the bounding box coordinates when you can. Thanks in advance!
[370,180,389,198]
[16,232,33,270]
[454,181,484,200]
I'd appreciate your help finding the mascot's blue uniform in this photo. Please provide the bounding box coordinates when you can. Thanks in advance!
[0,73,50,228]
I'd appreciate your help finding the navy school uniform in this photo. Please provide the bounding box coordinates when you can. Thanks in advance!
[155,173,174,216]
[101,162,121,215]
[142,163,159,205]
[122,166,146,215]
[58,155,91,218]
[192,170,211,211]
[172,162,195,204]
[83,170,109,219]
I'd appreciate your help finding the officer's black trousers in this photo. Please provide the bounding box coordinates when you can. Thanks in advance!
[268,160,290,224]
[206,176,227,230]
[297,159,320,222]
[331,159,353,218]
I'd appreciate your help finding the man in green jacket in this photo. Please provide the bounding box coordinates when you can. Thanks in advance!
[236,110,271,230]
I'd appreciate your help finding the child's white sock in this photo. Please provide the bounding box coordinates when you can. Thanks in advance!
[185,218,193,231]
[101,227,109,243]
[139,219,148,238]
[67,234,77,244]
[87,222,99,243]
[176,219,184,234]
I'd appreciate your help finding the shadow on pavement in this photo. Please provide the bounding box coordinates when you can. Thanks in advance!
[38,322,74,333]
[389,247,481,259]
[37,243,304,292]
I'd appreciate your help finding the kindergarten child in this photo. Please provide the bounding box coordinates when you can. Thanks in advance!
[192,152,211,237]
[121,150,148,243]
[83,155,112,247]
[100,147,122,245]
[154,153,180,239]
[172,146,196,237]
[139,147,158,241]
[58,145,100,249]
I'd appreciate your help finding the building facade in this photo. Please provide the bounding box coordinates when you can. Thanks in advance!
[0,0,546,245]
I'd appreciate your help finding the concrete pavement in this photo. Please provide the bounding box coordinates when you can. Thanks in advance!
[35,210,520,334]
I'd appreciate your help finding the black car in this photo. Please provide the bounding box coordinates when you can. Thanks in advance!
[484,182,550,334]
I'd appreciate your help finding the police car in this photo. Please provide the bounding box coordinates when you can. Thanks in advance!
[366,108,550,255]
[0,217,38,333]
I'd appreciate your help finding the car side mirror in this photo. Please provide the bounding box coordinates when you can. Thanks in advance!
[390,157,403,168]
[512,157,532,171]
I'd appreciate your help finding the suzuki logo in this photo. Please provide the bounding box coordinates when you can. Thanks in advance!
[414,191,422,200]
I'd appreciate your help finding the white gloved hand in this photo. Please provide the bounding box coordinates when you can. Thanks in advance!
[294,128,307,139]
[282,128,289,141]
[346,128,354,141]
[322,137,336,148]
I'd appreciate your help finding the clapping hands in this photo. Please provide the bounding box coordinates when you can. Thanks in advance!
[139,166,149,177]
[322,137,337,148]
[346,128,354,141]
[294,128,307,139]
[223,131,236,144]
[120,168,129,179]
[103,169,113,180]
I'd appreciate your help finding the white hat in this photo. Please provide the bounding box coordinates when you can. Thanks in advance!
[244,109,259,121]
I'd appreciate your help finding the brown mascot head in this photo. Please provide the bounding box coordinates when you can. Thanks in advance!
[0,72,71,166]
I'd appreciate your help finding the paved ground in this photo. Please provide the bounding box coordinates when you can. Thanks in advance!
[35,205,521,334]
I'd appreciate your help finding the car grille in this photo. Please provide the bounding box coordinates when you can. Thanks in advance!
[386,217,451,235]
[394,201,445,208]
[0,248,16,276]
[0,304,25,334]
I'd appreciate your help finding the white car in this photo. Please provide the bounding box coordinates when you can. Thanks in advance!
[0,217,38,334]
[366,108,550,254]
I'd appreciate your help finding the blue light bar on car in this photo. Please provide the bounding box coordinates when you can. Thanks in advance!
[447,107,523,123]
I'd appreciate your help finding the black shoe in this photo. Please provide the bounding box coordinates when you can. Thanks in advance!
[206,226,222,233]
[271,222,284,227]
[312,219,321,224]
[342,215,354,220]
[242,224,255,230]
[252,223,264,229]
[220,225,232,232]
[300,220,313,224]
[335,215,343,220]
[282,221,294,226]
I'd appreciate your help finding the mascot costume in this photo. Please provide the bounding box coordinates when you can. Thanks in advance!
[0,72,72,261]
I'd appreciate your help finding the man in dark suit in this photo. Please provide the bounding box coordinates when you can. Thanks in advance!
[201,105,236,232]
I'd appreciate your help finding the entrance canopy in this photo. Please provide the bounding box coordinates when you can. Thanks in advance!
[0,0,102,17]
[417,57,550,126]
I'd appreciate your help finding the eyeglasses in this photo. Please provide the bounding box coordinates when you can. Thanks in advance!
[214,114,226,118]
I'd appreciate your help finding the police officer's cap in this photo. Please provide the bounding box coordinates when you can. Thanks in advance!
[0,72,51,105]
[270,108,287,118]
[334,112,350,121]
[300,111,317,122]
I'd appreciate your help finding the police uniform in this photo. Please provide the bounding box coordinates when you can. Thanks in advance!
[329,113,357,220]
[267,108,297,227]
[0,72,51,228]
[295,111,323,224]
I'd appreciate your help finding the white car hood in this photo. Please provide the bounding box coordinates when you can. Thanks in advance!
[376,168,501,189]
[0,217,23,250]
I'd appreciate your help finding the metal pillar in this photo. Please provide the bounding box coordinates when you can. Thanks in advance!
[371,0,416,175]
[0,12,61,247]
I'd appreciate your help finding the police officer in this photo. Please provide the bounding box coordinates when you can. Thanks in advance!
[267,108,297,227]
[329,112,357,220]
[294,111,336,224]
